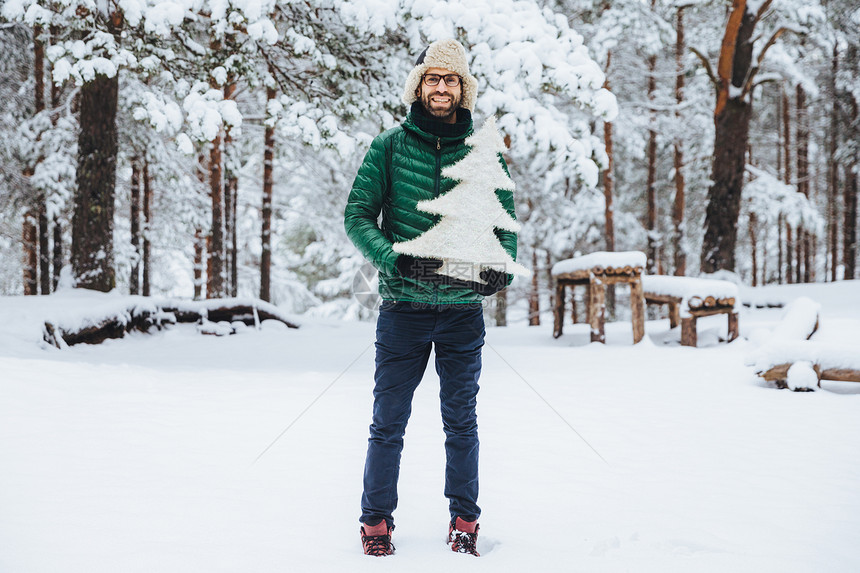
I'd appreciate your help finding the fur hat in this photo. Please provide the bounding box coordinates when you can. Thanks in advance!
[402,39,478,112]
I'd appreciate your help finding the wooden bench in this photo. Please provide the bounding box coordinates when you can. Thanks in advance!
[642,275,739,347]
[551,252,646,344]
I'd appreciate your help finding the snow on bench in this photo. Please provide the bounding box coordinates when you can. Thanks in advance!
[642,275,739,316]
[43,297,299,348]
[551,251,647,277]
[641,275,739,347]
[742,297,857,391]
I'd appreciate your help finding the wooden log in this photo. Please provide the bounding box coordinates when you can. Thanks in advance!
[727,311,739,342]
[592,266,605,275]
[759,363,791,383]
[820,368,860,383]
[623,265,633,275]
[630,277,645,344]
[688,295,704,310]
[668,301,681,329]
[43,299,297,348]
[588,278,606,343]
[704,295,717,308]
[760,364,860,385]
[643,292,682,305]
[680,316,697,347]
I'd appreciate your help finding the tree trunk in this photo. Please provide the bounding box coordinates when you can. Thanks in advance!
[828,45,840,282]
[776,86,782,179]
[226,172,238,297]
[796,84,810,283]
[22,214,38,295]
[207,131,225,298]
[785,224,794,284]
[260,84,276,302]
[142,160,152,296]
[72,71,119,292]
[130,159,141,295]
[777,213,783,284]
[603,52,616,254]
[700,1,760,273]
[645,48,659,275]
[845,97,858,280]
[795,230,803,284]
[673,8,687,277]
[223,81,238,297]
[782,88,792,185]
[601,53,617,317]
[529,249,540,326]
[603,116,616,253]
[50,27,63,291]
[701,96,752,273]
[34,25,51,294]
[749,212,758,286]
[38,196,50,294]
[52,215,62,290]
[194,229,204,300]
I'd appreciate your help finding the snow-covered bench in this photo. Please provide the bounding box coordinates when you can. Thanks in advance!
[551,251,646,343]
[744,297,860,391]
[641,275,739,347]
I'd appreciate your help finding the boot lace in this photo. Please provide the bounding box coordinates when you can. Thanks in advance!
[362,532,394,556]
[449,530,480,556]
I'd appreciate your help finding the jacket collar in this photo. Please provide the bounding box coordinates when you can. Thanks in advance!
[403,102,473,143]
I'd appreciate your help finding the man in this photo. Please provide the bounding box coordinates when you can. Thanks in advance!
[344,38,518,557]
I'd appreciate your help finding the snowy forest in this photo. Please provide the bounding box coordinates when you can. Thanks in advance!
[1,0,858,321]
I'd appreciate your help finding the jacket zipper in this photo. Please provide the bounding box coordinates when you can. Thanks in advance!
[434,138,442,197]
[434,137,442,304]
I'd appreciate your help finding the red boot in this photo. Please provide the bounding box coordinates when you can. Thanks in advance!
[360,521,395,556]
[448,517,480,556]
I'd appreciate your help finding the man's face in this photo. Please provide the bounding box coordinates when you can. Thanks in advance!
[417,67,462,123]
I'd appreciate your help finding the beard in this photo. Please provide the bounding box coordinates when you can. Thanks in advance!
[419,88,462,121]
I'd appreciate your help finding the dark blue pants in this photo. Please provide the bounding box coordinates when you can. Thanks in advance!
[360,302,485,528]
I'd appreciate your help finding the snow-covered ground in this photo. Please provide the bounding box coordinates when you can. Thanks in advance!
[1,282,859,572]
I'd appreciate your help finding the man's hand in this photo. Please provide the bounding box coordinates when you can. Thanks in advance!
[395,257,510,296]
[470,268,509,296]
[395,255,445,282]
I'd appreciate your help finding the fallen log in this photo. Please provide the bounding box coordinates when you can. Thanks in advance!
[44,298,298,348]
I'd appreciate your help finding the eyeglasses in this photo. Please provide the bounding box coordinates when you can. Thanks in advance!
[423,74,461,87]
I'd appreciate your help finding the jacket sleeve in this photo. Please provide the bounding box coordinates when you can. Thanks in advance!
[344,134,400,275]
[495,153,518,282]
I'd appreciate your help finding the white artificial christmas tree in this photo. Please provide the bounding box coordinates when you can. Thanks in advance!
[393,117,531,283]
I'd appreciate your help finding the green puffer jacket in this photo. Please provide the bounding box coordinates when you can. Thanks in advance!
[344,112,518,304]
